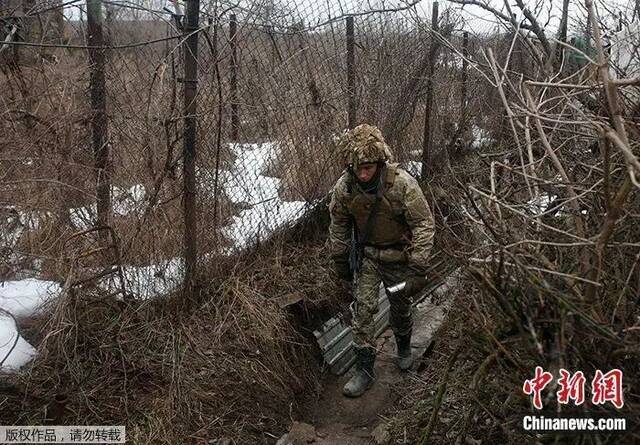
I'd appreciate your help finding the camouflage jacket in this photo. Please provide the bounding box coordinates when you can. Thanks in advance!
[328,163,435,274]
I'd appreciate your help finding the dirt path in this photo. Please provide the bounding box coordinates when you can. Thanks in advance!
[277,295,452,445]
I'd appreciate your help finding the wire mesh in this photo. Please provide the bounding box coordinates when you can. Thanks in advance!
[1,0,481,299]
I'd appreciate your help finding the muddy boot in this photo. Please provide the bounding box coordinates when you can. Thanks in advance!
[395,331,413,371]
[342,346,376,397]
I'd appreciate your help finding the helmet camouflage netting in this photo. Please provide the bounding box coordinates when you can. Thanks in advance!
[335,124,393,168]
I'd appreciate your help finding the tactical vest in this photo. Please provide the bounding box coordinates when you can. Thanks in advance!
[346,164,412,247]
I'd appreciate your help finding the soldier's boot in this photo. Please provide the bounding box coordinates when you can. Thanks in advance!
[395,330,413,371]
[342,346,376,398]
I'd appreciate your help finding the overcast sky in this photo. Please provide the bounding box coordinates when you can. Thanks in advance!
[64,0,634,36]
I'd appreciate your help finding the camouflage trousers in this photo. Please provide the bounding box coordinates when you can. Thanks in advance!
[352,247,413,349]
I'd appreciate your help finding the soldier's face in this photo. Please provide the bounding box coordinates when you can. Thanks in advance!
[356,162,378,182]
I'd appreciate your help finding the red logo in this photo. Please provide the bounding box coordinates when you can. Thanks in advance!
[557,369,586,405]
[523,368,624,409]
[523,366,554,409]
[592,369,624,409]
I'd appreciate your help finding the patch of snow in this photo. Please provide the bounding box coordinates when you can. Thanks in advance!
[0,314,36,372]
[220,142,279,204]
[0,260,182,305]
[471,125,493,150]
[211,142,309,251]
[610,21,640,77]
[69,185,147,230]
[0,279,61,318]
[223,200,308,251]
[1,207,49,248]
[69,204,96,231]
[98,257,184,300]
[527,193,558,215]
[401,161,422,176]
[448,56,464,70]
[18,211,46,231]
[113,184,146,216]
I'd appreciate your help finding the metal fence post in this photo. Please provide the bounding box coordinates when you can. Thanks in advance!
[346,16,356,129]
[421,1,438,178]
[183,0,200,295]
[86,0,111,245]
[459,31,469,145]
[229,13,239,141]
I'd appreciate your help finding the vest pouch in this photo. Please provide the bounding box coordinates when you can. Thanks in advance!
[368,200,410,246]
[363,246,407,263]
[347,193,411,246]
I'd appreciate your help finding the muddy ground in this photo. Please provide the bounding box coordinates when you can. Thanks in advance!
[277,290,453,445]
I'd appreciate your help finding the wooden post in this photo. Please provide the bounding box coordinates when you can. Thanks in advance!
[229,13,239,141]
[183,0,200,295]
[86,0,111,244]
[346,16,356,128]
[421,1,438,178]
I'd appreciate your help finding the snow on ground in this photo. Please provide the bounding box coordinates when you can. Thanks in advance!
[1,207,49,249]
[527,193,557,215]
[69,205,96,232]
[98,257,184,300]
[610,21,640,78]
[0,141,318,372]
[0,314,36,372]
[100,142,311,294]
[211,142,309,250]
[70,184,147,230]
[401,160,422,176]
[3,141,314,318]
[471,125,494,150]
[66,143,308,249]
[114,184,146,216]
[0,279,61,318]
[0,279,59,373]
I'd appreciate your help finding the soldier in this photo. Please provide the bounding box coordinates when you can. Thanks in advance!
[328,124,435,398]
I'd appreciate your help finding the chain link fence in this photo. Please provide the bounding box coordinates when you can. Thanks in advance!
[1,0,495,299]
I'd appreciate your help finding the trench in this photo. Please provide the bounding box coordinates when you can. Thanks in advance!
[278,267,460,445]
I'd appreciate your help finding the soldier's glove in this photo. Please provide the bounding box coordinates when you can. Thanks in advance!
[404,272,427,297]
[333,257,352,281]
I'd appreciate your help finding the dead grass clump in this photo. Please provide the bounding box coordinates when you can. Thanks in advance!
[1,235,343,444]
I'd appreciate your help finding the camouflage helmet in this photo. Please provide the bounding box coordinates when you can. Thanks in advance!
[335,124,393,169]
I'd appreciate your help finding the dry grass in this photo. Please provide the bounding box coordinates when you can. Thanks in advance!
[2,228,347,444]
